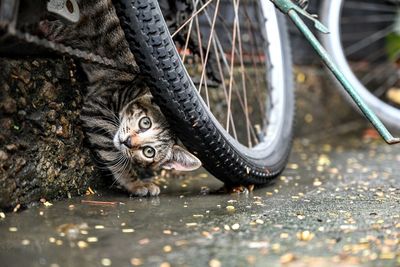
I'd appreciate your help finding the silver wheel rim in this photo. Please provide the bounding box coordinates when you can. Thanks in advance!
[171,0,288,159]
[321,0,400,129]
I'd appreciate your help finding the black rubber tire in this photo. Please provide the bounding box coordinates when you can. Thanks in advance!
[114,0,295,185]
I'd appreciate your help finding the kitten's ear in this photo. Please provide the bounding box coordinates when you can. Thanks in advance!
[162,145,202,171]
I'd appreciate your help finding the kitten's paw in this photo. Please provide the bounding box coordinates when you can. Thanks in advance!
[126,181,160,197]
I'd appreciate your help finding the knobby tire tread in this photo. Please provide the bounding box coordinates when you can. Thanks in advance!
[114,0,294,185]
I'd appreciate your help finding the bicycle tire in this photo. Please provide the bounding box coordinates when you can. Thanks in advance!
[114,0,294,185]
[320,0,400,130]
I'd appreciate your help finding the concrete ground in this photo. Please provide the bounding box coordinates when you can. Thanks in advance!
[0,68,399,267]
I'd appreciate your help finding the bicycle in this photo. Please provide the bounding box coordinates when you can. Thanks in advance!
[320,0,400,130]
[113,0,399,186]
[0,0,398,188]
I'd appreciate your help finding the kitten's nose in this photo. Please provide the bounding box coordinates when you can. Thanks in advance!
[122,136,133,148]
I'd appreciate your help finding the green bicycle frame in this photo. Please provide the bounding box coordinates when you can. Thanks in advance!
[271,0,400,145]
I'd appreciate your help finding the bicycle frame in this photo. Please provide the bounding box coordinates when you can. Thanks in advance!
[271,0,400,145]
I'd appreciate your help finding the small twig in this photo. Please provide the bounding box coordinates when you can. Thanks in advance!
[81,200,119,206]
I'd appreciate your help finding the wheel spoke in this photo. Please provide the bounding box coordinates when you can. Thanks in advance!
[233,0,252,147]
[212,36,238,139]
[171,0,214,38]
[192,1,207,96]
[344,25,394,56]
[341,14,397,24]
[206,0,264,144]
[241,0,268,130]
[226,0,238,133]
[373,73,398,97]
[170,0,278,148]
[343,1,398,13]
[347,47,387,72]
[214,11,243,65]
[231,79,260,144]
[198,1,231,70]
[361,63,397,85]
[181,0,200,63]
[198,0,220,98]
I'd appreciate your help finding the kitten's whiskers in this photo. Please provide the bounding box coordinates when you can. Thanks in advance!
[94,100,121,125]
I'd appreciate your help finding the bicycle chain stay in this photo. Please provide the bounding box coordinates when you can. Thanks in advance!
[6,28,139,71]
[0,0,138,72]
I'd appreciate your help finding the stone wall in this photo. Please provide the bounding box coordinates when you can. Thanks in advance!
[0,58,98,210]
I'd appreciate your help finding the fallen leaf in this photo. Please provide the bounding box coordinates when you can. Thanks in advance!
[387,87,400,104]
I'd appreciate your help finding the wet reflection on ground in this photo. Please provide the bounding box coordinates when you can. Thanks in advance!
[1,127,399,267]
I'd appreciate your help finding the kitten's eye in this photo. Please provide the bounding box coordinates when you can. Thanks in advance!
[142,146,155,158]
[139,116,152,130]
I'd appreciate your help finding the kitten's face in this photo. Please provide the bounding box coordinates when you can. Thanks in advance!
[113,94,201,171]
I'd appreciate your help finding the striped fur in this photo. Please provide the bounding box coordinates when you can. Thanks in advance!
[39,0,201,196]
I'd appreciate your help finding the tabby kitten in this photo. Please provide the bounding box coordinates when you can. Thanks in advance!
[39,0,201,196]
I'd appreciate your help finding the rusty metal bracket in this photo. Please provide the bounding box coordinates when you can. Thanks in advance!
[47,0,80,23]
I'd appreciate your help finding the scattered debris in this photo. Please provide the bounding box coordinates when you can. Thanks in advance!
[121,229,135,233]
[231,223,240,230]
[226,205,235,212]
[13,204,21,213]
[387,87,400,104]
[209,259,221,267]
[85,187,95,195]
[87,237,98,243]
[297,231,315,242]
[8,227,18,232]
[130,258,143,266]
[363,128,380,140]
[101,258,112,266]
[57,223,88,240]
[77,241,88,249]
[280,253,296,264]
[163,245,172,253]
[21,239,30,246]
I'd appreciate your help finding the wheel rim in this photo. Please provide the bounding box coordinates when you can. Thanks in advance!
[321,0,400,128]
[161,0,288,158]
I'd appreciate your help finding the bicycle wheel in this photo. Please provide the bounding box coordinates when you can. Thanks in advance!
[321,0,400,129]
[114,0,294,185]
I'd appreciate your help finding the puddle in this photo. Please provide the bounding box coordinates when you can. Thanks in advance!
[1,132,399,267]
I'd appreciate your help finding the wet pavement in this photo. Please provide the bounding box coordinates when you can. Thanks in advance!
[1,126,399,267]
[1,68,400,267]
